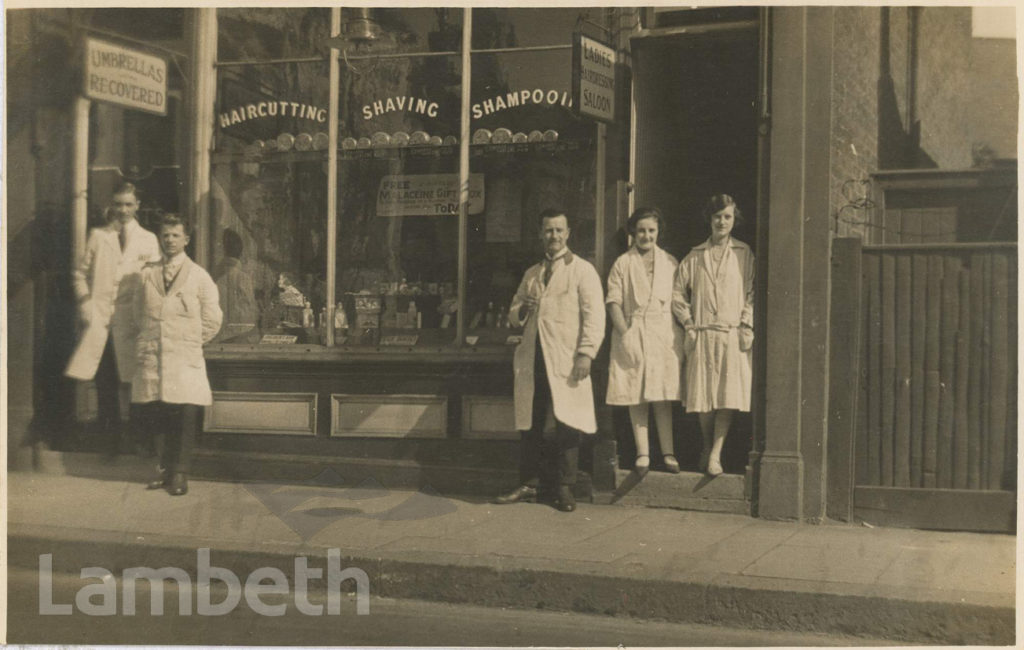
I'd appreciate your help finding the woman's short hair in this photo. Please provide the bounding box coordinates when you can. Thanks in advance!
[158,213,192,238]
[112,182,140,201]
[626,206,664,236]
[702,194,743,225]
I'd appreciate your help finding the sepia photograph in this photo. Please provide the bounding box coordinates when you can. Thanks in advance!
[4,2,1018,646]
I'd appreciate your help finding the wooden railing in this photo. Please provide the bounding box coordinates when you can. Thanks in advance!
[855,243,1017,490]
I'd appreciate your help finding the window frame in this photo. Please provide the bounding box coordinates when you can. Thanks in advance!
[205,7,606,354]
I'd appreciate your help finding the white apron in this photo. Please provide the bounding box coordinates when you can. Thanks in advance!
[131,256,223,406]
[509,251,606,433]
[672,237,755,412]
[65,221,161,381]
[606,246,685,405]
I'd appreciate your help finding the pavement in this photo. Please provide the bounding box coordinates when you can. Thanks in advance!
[6,453,1017,645]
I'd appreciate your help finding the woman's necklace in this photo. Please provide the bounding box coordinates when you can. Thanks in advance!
[710,238,729,274]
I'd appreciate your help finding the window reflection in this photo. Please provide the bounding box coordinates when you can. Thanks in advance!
[335,43,461,346]
[217,8,330,61]
[466,49,597,343]
[209,7,604,350]
[212,53,329,344]
[471,7,599,48]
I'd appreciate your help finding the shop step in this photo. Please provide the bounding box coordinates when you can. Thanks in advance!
[595,468,749,515]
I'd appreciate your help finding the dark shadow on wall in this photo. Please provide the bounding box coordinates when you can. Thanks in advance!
[27,203,79,451]
[877,7,936,171]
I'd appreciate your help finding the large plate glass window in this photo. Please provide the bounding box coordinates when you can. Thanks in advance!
[332,9,462,347]
[211,8,330,345]
[465,9,598,344]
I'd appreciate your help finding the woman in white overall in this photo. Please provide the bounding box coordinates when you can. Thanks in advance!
[606,207,685,474]
[672,194,755,476]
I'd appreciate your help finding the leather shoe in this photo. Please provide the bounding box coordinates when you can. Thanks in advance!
[663,454,680,474]
[707,457,724,477]
[167,473,189,496]
[146,471,168,490]
[634,454,650,477]
[555,486,576,512]
[494,485,537,505]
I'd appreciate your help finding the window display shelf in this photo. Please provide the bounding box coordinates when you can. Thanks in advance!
[211,140,592,166]
[338,139,592,162]
[212,150,326,165]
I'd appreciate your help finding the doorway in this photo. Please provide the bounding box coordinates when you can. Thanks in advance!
[629,21,762,475]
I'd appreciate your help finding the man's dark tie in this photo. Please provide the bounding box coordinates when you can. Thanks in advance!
[118,228,126,252]
[543,258,554,286]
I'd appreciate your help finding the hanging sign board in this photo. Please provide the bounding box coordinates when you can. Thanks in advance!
[84,37,168,116]
[377,174,485,217]
[572,33,616,123]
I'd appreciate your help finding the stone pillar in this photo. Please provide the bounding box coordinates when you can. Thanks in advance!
[758,7,834,522]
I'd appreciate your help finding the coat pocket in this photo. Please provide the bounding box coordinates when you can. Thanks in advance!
[684,328,698,356]
[739,327,754,352]
[621,326,643,367]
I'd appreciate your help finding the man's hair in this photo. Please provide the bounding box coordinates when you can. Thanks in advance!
[159,213,192,238]
[222,228,243,258]
[538,208,570,229]
[112,182,140,201]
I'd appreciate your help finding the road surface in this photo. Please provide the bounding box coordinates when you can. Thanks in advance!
[7,567,893,646]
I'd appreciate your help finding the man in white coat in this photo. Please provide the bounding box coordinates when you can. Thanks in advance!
[495,209,605,512]
[65,183,161,458]
[132,214,222,495]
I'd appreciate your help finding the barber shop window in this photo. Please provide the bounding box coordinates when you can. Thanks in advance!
[465,46,596,344]
[211,8,330,344]
[332,9,463,347]
[208,7,605,351]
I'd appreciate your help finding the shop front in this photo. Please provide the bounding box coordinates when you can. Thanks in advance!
[194,7,628,496]
[19,6,1009,528]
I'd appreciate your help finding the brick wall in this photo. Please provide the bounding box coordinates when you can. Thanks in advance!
[829,7,885,240]
[826,7,1016,239]
[968,37,1018,161]
[915,7,973,169]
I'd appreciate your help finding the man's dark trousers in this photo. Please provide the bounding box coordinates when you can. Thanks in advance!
[96,335,150,456]
[142,402,199,473]
[94,336,122,455]
[518,341,581,489]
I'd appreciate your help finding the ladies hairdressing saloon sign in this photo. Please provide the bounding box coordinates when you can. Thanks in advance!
[84,37,167,116]
[572,33,616,123]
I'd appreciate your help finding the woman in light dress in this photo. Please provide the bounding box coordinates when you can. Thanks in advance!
[672,195,754,476]
[606,207,685,474]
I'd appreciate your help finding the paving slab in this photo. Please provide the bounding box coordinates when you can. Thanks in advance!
[6,469,1015,645]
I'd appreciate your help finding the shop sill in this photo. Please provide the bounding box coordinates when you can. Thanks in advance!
[204,342,514,363]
